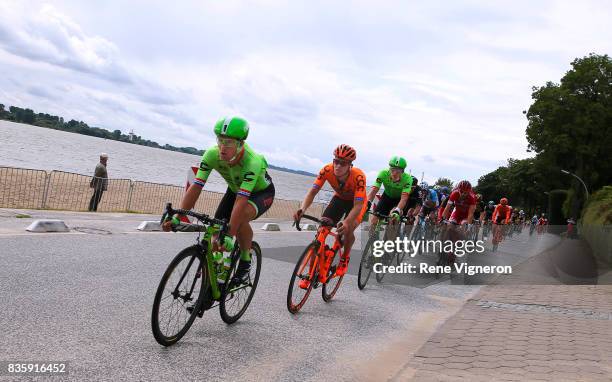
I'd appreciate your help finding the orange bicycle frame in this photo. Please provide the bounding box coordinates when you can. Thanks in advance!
[299,225,343,285]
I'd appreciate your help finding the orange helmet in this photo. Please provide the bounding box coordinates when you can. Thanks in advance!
[333,144,356,161]
[500,197,508,205]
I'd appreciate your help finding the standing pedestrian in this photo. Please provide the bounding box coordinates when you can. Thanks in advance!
[89,153,108,212]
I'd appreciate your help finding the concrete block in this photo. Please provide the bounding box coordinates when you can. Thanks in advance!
[137,221,162,231]
[261,223,281,231]
[26,220,69,233]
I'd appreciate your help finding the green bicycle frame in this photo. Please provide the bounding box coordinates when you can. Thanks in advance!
[197,223,253,300]
[200,224,224,300]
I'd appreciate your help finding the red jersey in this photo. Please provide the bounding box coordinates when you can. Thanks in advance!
[448,190,476,223]
[448,190,476,214]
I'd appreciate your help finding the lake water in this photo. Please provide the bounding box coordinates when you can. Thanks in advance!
[0,120,334,202]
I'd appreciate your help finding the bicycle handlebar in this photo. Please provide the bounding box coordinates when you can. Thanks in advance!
[161,202,229,234]
[371,211,410,222]
[294,213,345,246]
[371,211,391,220]
[293,214,323,231]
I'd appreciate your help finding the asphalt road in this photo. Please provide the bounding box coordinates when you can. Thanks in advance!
[0,210,567,381]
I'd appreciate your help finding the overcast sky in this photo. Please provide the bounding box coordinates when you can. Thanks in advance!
[1,1,610,184]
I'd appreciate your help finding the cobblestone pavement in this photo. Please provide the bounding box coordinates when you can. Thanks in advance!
[395,234,612,381]
[402,285,612,381]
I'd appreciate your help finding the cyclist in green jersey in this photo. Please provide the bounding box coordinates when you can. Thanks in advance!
[366,156,413,229]
[162,117,275,283]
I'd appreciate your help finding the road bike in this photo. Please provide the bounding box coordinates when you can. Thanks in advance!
[357,212,409,289]
[287,214,345,313]
[492,222,506,252]
[434,221,468,283]
[151,203,261,346]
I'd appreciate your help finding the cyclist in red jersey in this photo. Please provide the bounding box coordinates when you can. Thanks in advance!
[538,213,547,226]
[437,180,476,265]
[441,181,477,225]
[294,144,366,285]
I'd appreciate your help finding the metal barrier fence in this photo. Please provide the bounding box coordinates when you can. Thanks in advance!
[0,166,325,219]
[0,167,48,209]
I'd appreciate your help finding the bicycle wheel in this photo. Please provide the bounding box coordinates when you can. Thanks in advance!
[219,242,262,324]
[396,222,407,265]
[357,235,377,290]
[322,248,344,302]
[287,242,318,313]
[375,222,398,283]
[492,228,500,251]
[434,225,451,279]
[410,221,421,242]
[375,251,390,283]
[151,245,208,346]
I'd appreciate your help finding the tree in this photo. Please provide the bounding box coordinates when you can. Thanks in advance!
[10,106,24,122]
[22,108,35,124]
[434,177,453,189]
[525,53,612,217]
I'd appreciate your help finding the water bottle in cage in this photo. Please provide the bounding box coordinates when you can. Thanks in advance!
[212,251,226,284]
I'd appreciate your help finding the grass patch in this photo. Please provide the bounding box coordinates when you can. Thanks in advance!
[15,214,32,218]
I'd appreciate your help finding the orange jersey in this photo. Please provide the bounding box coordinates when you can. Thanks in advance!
[313,164,367,202]
[493,204,511,224]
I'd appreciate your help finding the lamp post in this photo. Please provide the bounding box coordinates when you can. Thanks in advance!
[561,170,589,199]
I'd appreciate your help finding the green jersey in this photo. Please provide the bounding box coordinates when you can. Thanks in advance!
[373,169,412,199]
[195,143,271,197]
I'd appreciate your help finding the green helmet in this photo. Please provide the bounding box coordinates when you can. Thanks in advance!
[388,156,407,170]
[214,116,249,140]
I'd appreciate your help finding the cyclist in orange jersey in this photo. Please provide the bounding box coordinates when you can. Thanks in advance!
[492,197,512,241]
[294,144,367,284]
[493,199,512,225]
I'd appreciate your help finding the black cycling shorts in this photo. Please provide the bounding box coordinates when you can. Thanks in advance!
[374,193,401,216]
[494,215,506,225]
[406,196,422,210]
[420,205,437,217]
[322,195,368,225]
[215,181,275,221]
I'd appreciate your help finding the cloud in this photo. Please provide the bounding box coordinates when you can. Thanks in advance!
[422,155,435,163]
[259,148,327,171]
[26,85,54,99]
[0,2,189,109]
[220,59,321,127]
[0,3,128,82]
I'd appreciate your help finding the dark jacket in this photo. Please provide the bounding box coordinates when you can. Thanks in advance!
[90,162,108,191]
